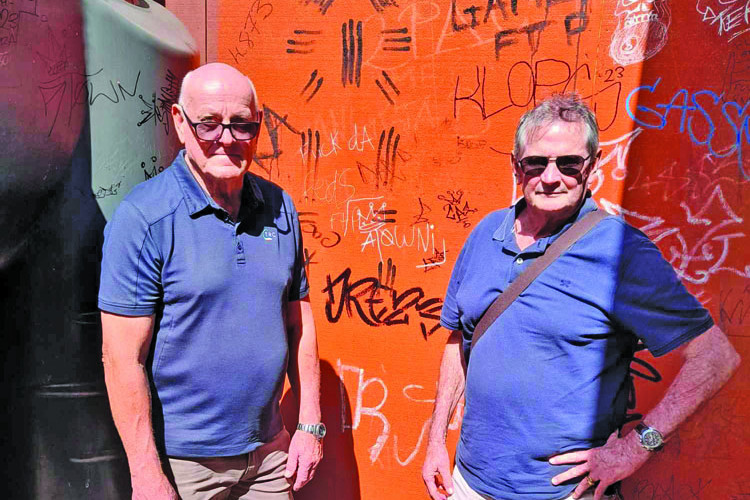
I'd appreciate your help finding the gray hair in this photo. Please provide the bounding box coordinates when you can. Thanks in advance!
[513,94,599,159]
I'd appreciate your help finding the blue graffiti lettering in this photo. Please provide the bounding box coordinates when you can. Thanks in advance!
[626,78,750,180]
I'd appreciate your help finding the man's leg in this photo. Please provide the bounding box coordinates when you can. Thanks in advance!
[167,454,246,500]
[229,429,294,500]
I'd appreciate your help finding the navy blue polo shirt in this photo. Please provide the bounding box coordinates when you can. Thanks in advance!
[440,196,713,499]
[99,151,308,457]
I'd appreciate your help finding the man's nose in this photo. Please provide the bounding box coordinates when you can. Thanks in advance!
[218,125,235,145]
[539,160,563,183]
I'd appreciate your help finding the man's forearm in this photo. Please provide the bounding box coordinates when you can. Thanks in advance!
[428,329,466,444]
[288,300,321,423]
[638,325,740,440]
[103,357,166,479]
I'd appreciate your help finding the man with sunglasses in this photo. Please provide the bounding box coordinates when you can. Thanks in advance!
[423,94,739,500]
[99,63,324,499]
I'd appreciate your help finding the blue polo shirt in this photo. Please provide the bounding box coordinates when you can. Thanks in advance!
[99,151,308,457]
[440,196,713,499]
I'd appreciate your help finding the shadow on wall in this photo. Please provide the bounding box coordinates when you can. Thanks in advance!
[281,360,361,499]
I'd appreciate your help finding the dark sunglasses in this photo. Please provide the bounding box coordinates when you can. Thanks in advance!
[178,105,262,141]
[517,154,592,177]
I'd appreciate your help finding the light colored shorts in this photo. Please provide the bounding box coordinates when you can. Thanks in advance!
[449,465,620,500]
[168,429,293,500]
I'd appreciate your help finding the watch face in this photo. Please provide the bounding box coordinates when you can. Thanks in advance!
[315,423,327,439]
[642,429,663,449]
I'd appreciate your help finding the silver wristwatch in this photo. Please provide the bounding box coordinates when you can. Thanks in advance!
[296,422,327,440]
[634,423,664,451]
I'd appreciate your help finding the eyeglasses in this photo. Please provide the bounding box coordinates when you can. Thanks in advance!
[517,154,593,177]
[178,105,262,141]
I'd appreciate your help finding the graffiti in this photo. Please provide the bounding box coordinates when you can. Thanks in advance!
[348,123,377,152]
[298,211,342,248]
[37,68,140,136]
[624,344,663,424]
[719,285,750,332]
[381,27,411,51]
[254,104,300,178]
[322,260,443,338]
[454,59,622,130]
[139,69,179,136]
[723,39,750,104]
[420,245,447,271]
[227,0,273,64]
[303,0,335,16]
[610,0,671,66]
[301,69,324,102]
[696,0,750,42]
[370,0,399,13]
[443,0,588,57]
[94,182,121,199]
[141,156,167,180]
[83,69,141,107]
[375,70,400,105]
[600,188,747,286]
[438,189,478,228]
[631,475,714,500]
[287,29,320,55]
[625,77,750,180]
[337,360,462,465]
[302,169,356,207]
[137,93,169,134]
[412,197,432,226]
[341,19,363,87]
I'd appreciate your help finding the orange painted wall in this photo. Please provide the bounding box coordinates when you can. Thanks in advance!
[177,0,748,497]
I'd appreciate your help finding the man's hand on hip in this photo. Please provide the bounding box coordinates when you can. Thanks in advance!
[284,429,323,491]
[548,430,650,500]
[422,440,454,500]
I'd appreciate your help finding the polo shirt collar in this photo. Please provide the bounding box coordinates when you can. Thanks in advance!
[492,193,598,252]
[171,150,265,217]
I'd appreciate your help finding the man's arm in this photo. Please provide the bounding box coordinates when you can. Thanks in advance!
[550,325,740,500]
[283,296,323,491]
[101,312,178,500]
[422,329,467,500]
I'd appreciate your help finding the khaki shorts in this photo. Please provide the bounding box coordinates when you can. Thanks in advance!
[449,465,620,500]
[168,429,293,500]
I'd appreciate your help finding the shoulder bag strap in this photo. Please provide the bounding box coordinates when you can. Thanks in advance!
[470,209,609,352]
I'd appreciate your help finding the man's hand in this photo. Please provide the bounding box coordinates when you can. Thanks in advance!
[549,431,649,500]
[422,440,454,500]
[131,472,179,500]
[283,430,323,491]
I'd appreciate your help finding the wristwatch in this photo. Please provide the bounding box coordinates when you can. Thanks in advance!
[634,423,664,451]
[297,422,327,440]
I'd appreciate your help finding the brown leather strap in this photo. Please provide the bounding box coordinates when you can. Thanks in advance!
[470,209,609,353]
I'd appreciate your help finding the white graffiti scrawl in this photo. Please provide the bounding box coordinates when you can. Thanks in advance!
[610,0,672,66]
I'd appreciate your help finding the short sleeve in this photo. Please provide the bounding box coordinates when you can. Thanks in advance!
[612,228,714,357]
[98,200,163,316]
[440,230,473,331]
[287,202,309,302]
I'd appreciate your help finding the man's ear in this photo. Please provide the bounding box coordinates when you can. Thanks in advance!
[172,104,187,145]
[511,154,522,184]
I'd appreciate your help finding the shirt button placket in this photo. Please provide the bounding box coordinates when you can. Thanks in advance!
[234,223,246,265]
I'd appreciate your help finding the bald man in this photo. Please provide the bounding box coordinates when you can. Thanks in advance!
[99,63,323,499]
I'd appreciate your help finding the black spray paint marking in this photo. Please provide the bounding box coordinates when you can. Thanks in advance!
[341,19,363,87]
[301,69,324,102]
[382,27,411,51]
[322,260,443,339]
[287,29,320,54]
[375,70,400,105]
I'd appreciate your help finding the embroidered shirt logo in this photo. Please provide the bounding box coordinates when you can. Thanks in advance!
[262,227,278,241]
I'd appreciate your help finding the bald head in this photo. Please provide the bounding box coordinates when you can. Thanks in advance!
[178,63,258,113]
